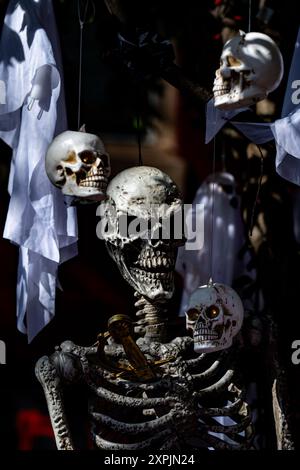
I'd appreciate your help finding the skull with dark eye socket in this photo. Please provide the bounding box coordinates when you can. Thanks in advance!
[45,130,111,201]
[185,282,244,353]
[100,166,184,301]
[213,31,283,110]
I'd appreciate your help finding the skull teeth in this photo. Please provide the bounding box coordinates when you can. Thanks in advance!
[135,253,174,272]
[213,86,231,97]
[79,176,108,188]
[194,328,219,340]
[131,267,173,290]
[131,268,173,281]
[194,335,219,341]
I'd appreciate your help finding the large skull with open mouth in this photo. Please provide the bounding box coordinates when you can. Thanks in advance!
[186,282,244,353]
[45,130,110,200]
[101,166,183,301]
[213,31,283,110]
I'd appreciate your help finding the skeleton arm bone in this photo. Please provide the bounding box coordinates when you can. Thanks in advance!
[35,353,81,450]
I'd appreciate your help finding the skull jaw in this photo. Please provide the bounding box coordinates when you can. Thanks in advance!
[194,337,233,354]
[214,85,267,110]
[118,261,175,302]
[61,178,108,200]
[106,243,175,302]
[193,321,231,353]
[130,269,175,301]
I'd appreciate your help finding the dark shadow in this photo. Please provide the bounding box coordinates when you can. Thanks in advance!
[0,23,25,66]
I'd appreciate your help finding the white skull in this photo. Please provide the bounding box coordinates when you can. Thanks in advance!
[213,31,283,110]
[45,130,111,200]
[101,166,184,301]
[185,282,244,353]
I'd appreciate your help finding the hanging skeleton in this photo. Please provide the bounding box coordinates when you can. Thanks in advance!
[36,166,253,450]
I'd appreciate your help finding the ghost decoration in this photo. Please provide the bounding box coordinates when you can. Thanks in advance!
[185,282,244,353]
[176,172,254,317]
[45,130,111,201]
[213,31,283,110]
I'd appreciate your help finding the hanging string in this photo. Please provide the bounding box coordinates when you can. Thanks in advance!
[136,111,143,165]
[248,0,252,33]
[209,135,217,284]
[135,38,143,165]
[77,0,94,130]
[249,144,264,237]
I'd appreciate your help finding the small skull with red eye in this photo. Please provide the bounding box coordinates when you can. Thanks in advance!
[185,282,244,353]
[45,130,110,201]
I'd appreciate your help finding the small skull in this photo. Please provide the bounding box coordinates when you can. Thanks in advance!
[100,166,184,301]
[45,130,110,200]
[213,31,283,110]
[186,282,244,353]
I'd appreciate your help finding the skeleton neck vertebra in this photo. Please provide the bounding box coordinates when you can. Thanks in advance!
[134,292,167,342]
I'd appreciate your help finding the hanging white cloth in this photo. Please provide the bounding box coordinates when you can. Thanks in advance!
[205,98,273,145]
[205,98,249,144]
[176,172,254,316]
[205,28,300,187]
[272,106,300,185]
[0,0,78,342]
[271,27,300,185]
[281,27,300,118]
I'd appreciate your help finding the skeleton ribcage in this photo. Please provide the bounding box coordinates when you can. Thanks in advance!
[83,346,254,451]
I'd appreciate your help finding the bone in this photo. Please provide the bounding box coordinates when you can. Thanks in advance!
[199,413,252,435]
[187,282,244,354]
[93,429,172,450]
[89,382,173,408]
[91,410,182,435]
[159,435,179,450]
[35,356,75,450]
[102,166,182,332]
[196,397,243,417]
[37,340,253,451]
[190,359,223,383]
[185,352,220,369]
[45,130,110,200]
[213,31,283,110]
[194,368,235,396]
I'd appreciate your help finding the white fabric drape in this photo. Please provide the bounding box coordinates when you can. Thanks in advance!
[0,0,78,341]
[272,106,300,185]
[205,98,273,144]
[205,28,300,186]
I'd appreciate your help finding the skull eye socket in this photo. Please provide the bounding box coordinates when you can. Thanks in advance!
[187,308,199,321]
[57,165,63,171]
[205,305,220,319]
[227,55,242,67]
[79,150,97,164]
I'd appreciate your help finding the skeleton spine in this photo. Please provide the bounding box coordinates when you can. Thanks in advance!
[134,292,167,342]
